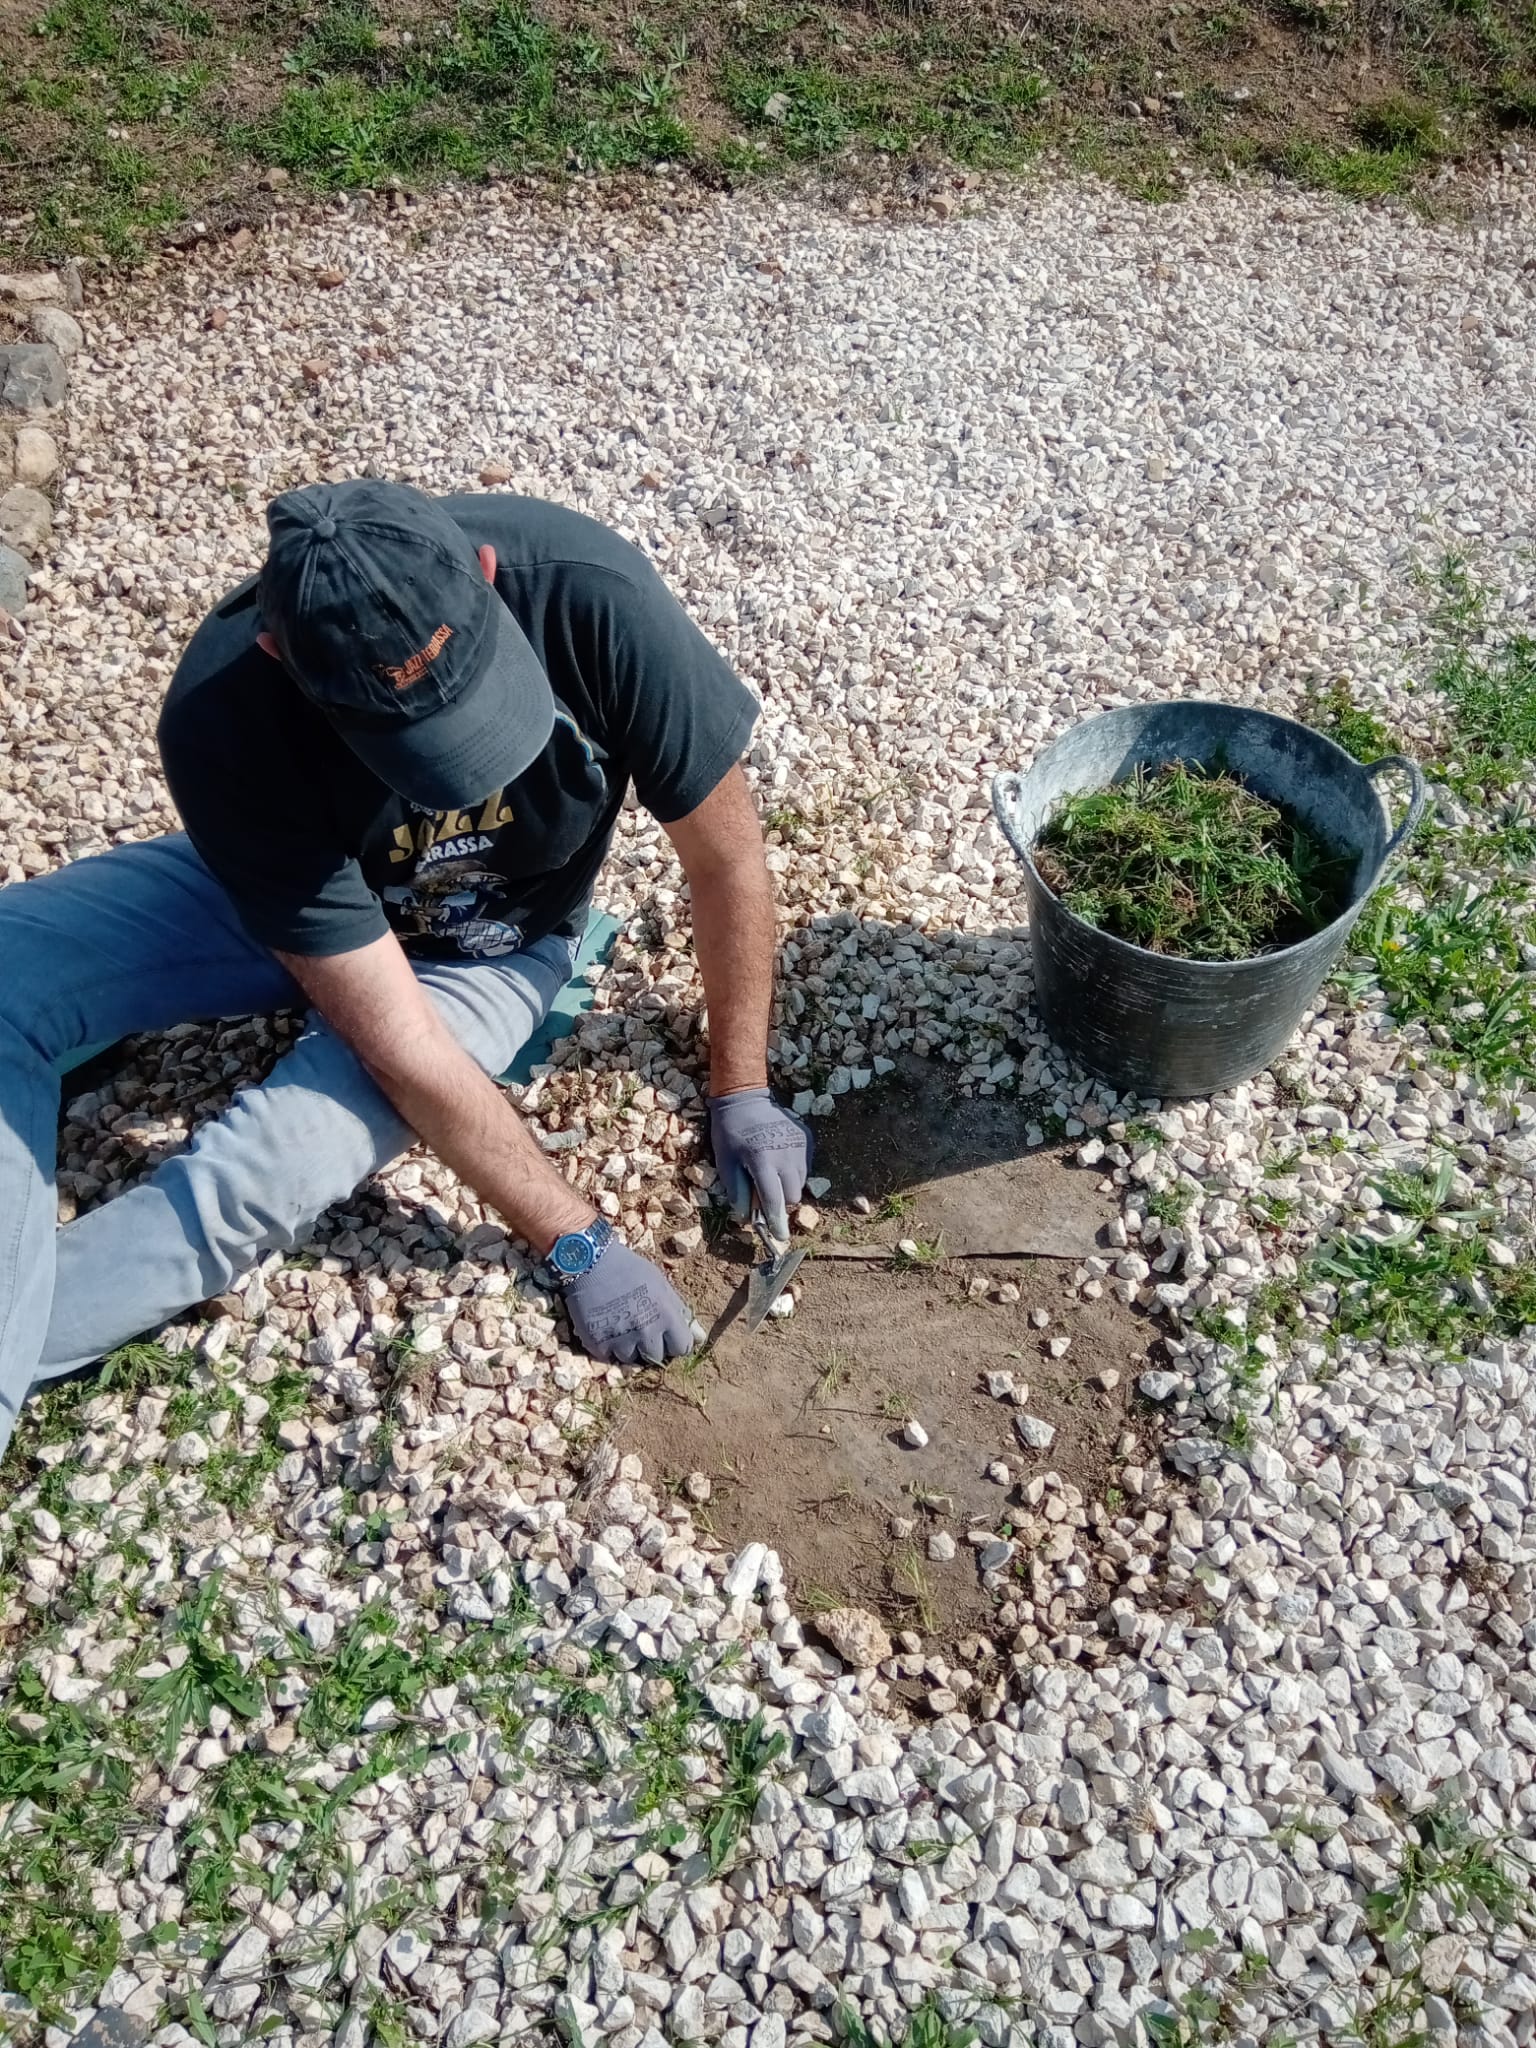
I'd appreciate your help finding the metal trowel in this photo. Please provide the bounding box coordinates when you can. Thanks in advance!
[743,1214,807,1334]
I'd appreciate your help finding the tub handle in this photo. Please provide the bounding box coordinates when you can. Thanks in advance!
[991,770,1033,865]
[1363,754,1430,872]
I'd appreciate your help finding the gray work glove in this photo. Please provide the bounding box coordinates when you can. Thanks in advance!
[708,1088,813,1243]
[563,1242,704,1367]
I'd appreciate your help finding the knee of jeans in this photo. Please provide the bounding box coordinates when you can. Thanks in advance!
[0,1003,53,1071]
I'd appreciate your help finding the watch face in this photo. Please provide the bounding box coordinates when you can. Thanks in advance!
[551,1231,596,1278]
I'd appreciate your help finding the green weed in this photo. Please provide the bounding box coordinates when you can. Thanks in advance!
[1305,678,1400,764]
[180,1750,320,1927]
[97,1339,187,1391]
[1366,1807,1526,1942]
[0,1667,133,2015]
[298,1602,426,1748]
[1354,94,1446,157]
[894,1543,936,1632]
[699,1710,787,1873]
[1276,138,1424,197]
[833,1995,979,2048]
[1314,1197,1534,1350]
[630,1672,703,1820]
[891,1233,944,1270]
[1357,881,1535,1086]
[1432,630,1536,798]
[813,1347,855,1403]
[143,1571,265,1763]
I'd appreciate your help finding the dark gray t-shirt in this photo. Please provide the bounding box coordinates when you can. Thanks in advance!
[158,496,758,960]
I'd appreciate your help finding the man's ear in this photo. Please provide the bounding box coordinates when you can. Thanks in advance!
[256,630,280,659]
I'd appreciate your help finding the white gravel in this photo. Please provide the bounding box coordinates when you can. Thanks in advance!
[2,159,1536,2048]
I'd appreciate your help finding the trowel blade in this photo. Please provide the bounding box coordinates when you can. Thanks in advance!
[744,1245,807,1333]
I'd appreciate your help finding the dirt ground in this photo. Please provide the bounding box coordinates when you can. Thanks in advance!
[616,1060,1162,1657]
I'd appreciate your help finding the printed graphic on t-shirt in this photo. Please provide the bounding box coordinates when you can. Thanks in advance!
[381,826,526,958]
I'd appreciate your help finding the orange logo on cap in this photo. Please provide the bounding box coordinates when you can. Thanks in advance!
[377,622,453,690]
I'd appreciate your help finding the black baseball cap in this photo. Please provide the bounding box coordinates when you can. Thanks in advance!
[259,479,554,808]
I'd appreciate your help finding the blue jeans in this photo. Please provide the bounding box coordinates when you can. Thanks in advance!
[0,834,577,1456]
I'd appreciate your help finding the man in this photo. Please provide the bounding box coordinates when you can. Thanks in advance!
[0,480,811,1454]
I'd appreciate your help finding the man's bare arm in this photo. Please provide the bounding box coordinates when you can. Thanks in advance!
[273,932,596,1253]
[664,764,777,1096]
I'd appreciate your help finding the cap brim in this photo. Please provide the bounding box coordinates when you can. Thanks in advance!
[339,599,556,810]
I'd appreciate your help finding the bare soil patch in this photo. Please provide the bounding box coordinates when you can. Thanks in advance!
[617,1060,1163,1664]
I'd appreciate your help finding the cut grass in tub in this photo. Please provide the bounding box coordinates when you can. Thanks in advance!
[1033,761,1354,963]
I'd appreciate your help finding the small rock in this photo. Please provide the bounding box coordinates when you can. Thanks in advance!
[28,306,83,357]
[928,1531,956,1562]
[767,1289,795,1318]
[1014,1413,1056,1451]
[1138,1370,1181,1402]
[1030,1307,1051,1329]
[723,1542,768,1601]
[480,463,512,484]
[986,1460,1011,1484]
[902,1418,929,1448]
[215,1927,270,1980]
[1047,1335,1072,1359]
[852,1195,873,1215]
[384,1928,430,1980]
[0,486,53,556]
[14,427,59,488]
[1420,1934,1466,1994]
[0,343,68,411]
[684,1471,711,1502]
[444,2008,501,2048]
[315,267,347,288]
[1092,1368,1121,1392]
[794,1203,821,1231]
[207,306,229,331]
[0,543,28,613]
[817,1605,893,1669]
[0,271,64,306]
[301,358,330,383]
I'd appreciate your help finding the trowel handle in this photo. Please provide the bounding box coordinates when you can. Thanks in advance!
[750,1201,791,1265]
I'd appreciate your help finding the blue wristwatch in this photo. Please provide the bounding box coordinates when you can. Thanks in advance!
[546,1216,615,1284]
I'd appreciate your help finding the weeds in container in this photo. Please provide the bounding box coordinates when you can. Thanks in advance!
[1034,762,1354,962]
